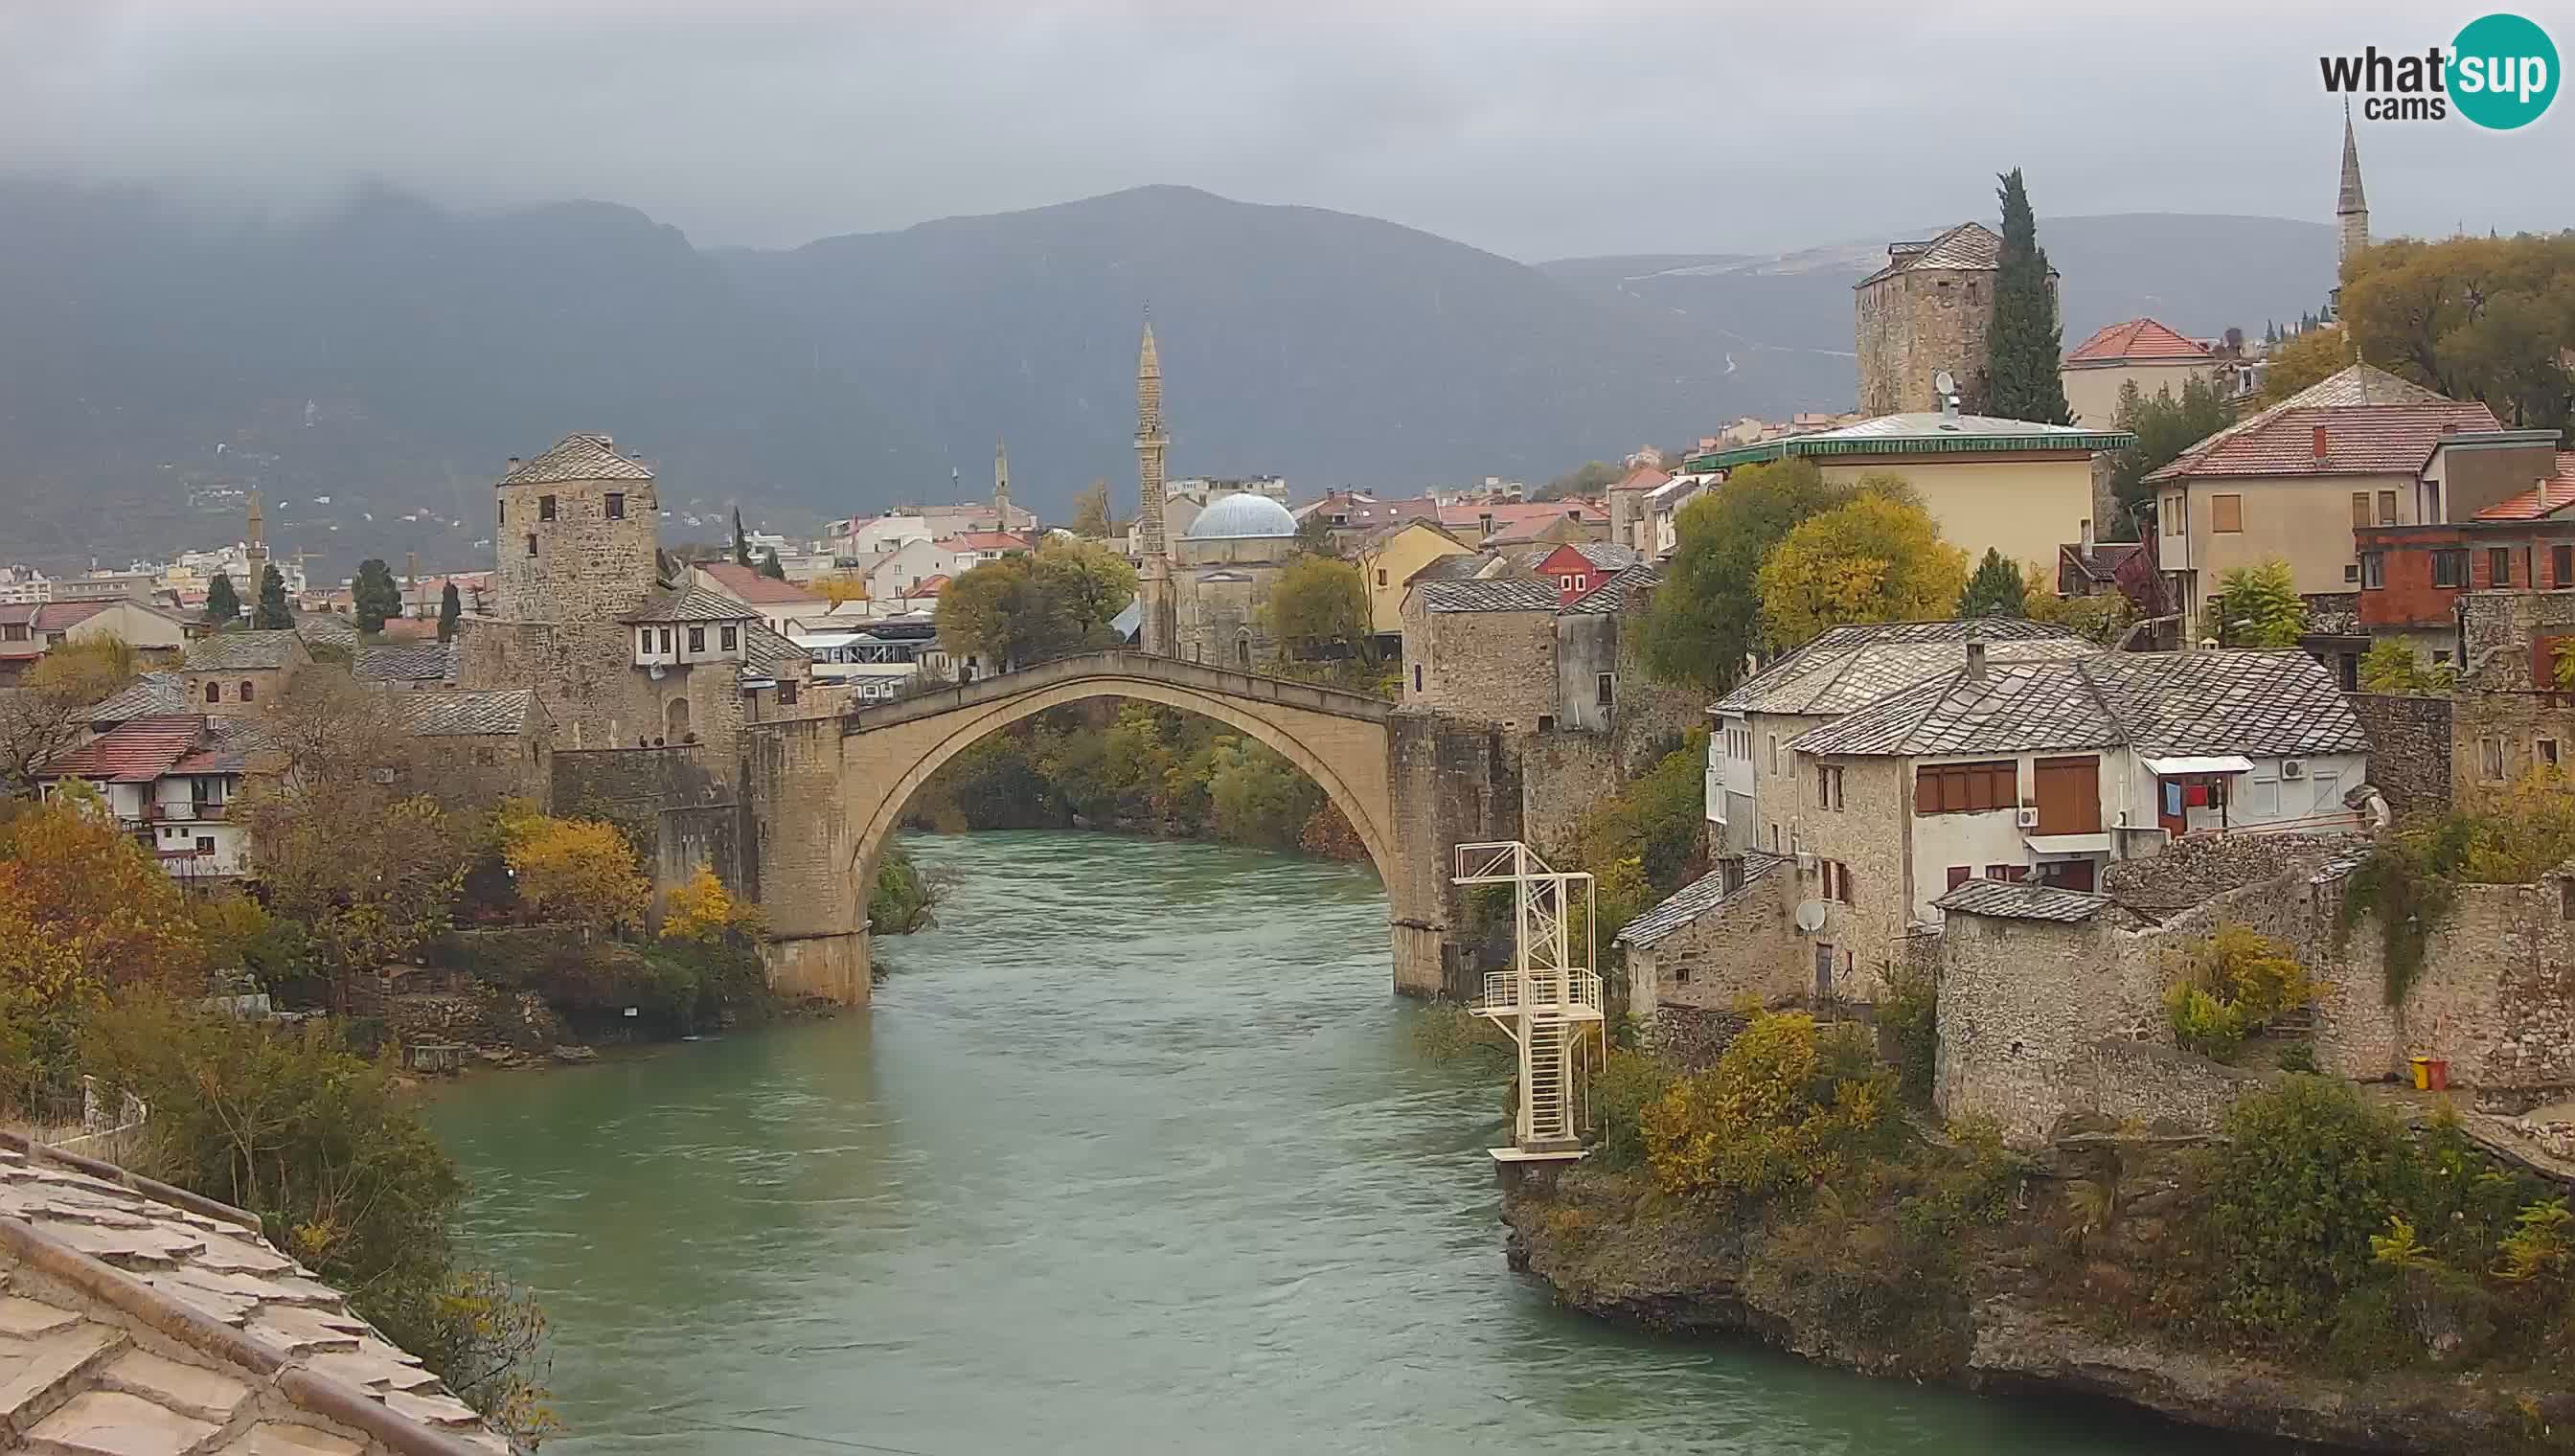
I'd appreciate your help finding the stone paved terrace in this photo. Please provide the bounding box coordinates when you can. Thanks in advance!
[0,1134,505,1455]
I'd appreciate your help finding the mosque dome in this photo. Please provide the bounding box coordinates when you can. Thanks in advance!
[1184,491,1299,540]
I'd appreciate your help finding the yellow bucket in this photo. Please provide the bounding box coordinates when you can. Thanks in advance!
[2408,1057,2432,1090]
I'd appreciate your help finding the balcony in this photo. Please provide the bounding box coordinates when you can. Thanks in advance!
[148,802,228,823]
[1474,968,1605,1020]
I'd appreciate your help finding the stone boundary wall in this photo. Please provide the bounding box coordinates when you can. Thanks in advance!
[2345,693,2451,816]
[1519,730,1619,857]
[551,744,752,909]
[2083,1038,2266,1134]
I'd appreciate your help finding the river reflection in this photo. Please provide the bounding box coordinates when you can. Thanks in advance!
[432,830,2220,1455]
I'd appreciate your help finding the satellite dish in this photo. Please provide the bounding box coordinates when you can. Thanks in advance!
[1934,369,1957,398]
[1793,900,1829,935]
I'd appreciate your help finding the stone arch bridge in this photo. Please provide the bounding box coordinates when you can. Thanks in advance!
[740,651,1514,1005]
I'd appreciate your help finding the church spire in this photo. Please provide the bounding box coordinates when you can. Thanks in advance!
[993,437,1012,525]
[2336,102,2370,266]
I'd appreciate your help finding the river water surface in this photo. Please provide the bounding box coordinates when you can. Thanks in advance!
[431,830,2212,1455]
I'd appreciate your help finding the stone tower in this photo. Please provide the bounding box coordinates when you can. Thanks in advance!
[490,432,661,625]
[993,438,1012,527]
[1133,317,1177,656]
[242,487,269,593]
[1852,222,2019,417]
[2336,103,2370,268]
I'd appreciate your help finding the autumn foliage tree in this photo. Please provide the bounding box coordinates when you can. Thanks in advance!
[1262,554,1372,663]
[496,806,649,934]
[659,863,766,944]
[1755,484,1969,650]
[1640,459,1853,693]
[0,634,141,797]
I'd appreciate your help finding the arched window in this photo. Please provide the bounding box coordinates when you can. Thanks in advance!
[239,681,254,702]
[204,681,219,704]
[1235,632,1251,668]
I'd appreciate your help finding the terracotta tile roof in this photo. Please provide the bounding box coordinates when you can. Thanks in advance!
[2473,453,2575,521]
[1616,853,1785,947]
[2145,365,2495,483]
[1438,501,1606,532]
[499,432,653,486]
[696,562,826,605]
[1933,878,2117,922]
[170,719,260,775]
[1491,541,1640,577]
[0,1135,506,1452]
[1856,221,2002,287]
[910,575,950,596]
[620,585,761,625]
[30,601,110,633]
[184,631,305,672]
[35,714,209,782]
[1610,466,1672,493]
[2064,318,2213,366]
[1789,648,2369,760]
[937,532,1033,554]
[1711,618,2092,717]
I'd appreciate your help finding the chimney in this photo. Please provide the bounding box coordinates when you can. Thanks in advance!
[506,457,522,472]
[2312,424,2330,460]
[2080,517,2094,553]
[1966,638,1987,681]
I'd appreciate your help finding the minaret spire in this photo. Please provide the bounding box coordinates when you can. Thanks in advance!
[1132,311,1176,656]
[2336,102,2370,267]
[243,487,269,592]
[992,437,1012,526]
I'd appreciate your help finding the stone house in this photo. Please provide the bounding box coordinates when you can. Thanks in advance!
[2059,317,2217,430]
[1705,618,2095,854]
[1401,577,1561,728]
[178,630,310,716]
[1853,221,2055,418]
[1682,406,2131,580]
[693,560,828,637]
[2447,588,2575,795]
[391,687,554,808]
[2143,364,2501,643]
[34,713,255,880]
[1615,851,1796,1017]
[1606,464,1668,557]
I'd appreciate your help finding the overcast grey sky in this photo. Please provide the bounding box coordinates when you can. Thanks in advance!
[3,1,2564,261]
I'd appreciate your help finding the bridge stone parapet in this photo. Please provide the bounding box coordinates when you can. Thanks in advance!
[743,650,1515,1005]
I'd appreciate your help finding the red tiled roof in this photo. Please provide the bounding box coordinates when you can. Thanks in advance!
[935,532,1033,553]
[2473,453,2575,521]
[31,601,111,632]
[2065,318,2212,365]
[698,561,826,604]
[1610,466,1672,492]
[35,714,209,783]
[2144,365,2496,483]
[1439,500,1606,530]
[911,575,950,595]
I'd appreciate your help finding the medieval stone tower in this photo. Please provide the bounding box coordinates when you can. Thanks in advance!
[1133,318,1177,656]
[491,433,661,624]
[2336,104,2370,268]
[1853,221,2028,417]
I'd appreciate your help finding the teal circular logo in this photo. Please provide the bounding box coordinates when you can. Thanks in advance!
[2452,12,2559,129]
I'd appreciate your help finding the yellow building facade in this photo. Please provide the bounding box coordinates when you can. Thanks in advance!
[1355,520,1474,635]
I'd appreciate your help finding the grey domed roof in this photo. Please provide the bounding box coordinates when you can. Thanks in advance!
[1185,491,1298,540]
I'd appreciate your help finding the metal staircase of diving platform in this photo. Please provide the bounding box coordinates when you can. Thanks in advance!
[1454,841,1604,1163]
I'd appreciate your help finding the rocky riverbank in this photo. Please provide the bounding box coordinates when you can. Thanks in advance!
[1498,1138,2575,1455]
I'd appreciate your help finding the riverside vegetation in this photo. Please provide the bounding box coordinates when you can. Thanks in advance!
[1505,999,2575,1452]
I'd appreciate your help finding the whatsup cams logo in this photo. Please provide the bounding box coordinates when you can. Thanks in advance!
[2320,12,2559,128]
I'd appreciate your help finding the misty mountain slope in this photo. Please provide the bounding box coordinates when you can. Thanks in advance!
[1538,214,2338,413]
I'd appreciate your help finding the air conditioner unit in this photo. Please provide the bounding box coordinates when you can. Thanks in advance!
[2015,807,2040,829]
[2282,759,2307,780]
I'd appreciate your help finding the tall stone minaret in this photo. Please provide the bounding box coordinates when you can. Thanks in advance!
[2336,102,2370,268]
[1133,315,1176,656]
[243,487,269,594]
[993,437,1013,528]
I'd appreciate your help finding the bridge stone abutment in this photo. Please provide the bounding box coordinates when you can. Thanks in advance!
[743,652,1521,1005]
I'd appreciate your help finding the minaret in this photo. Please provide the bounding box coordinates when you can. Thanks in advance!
[243,487,270,594]
[1133,315,1176,656]
[2336,102,2370,268]
[992,438,1013,528]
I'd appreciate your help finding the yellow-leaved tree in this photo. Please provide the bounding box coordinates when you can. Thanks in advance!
[1754,483,1968,650]
[659,863,767,944]
[500,812,649,934]
[1640,1010,1894,1205]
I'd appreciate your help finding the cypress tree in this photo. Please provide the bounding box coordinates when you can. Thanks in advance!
[1957,547,2031,619]
[204,572,240,626]
[353,557,401,633]
[732,508,754,568]
[1985,169,2071,425]
[253,564,292,629]
[437,581,462,643]
[759,548,787,581]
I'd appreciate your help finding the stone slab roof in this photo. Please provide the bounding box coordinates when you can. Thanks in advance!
[2064,318,2212,366]
[1493,541,1639,576]
[183,633,304,673]
[1856,221,2001,287]
[0,1135,504,1453]
[85,673,187,726]
[1616,853,1785,947]
[292,616,361,650]
[389,690,534,738]
[1790,648,2370,760]
[1561,562,1664,615]
[1415,579,1561,614]
[1933,877,2115,922]
[620,586,760,625]
[498,433,653,487]
[1404,552,1492,586]
[738,622,807,683]
[352,644,458,687]
[1710,618,2091,717]
[2144,364,2495,483]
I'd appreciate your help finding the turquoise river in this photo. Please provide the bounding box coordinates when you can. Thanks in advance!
[429,830,2222,1455]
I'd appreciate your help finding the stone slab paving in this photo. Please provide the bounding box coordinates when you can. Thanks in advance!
[0,1140,510,1455]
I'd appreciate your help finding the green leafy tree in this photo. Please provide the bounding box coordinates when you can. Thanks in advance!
[2359,639,2454,696]
[1068,479,1114,538]
[1029,535,1138,643]
[2339,233,2575,432]
[1640,458,1853,692]
[437,581,462,643]
[203,571,240,626]
[1957,547,2029,618]
[1263,554,1372,663]
[1985,169,2071,424]
[352,557,402,633]
[2108,374,2236,537]
[759,547,787,580]
[252,563,292,629]
[2211,557,2307,648]
[2258,326,2349,405]
[1756,485,1970,650]
[731,508,753,567]
[935,557,1072,671]
[1293,510,1339,557]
